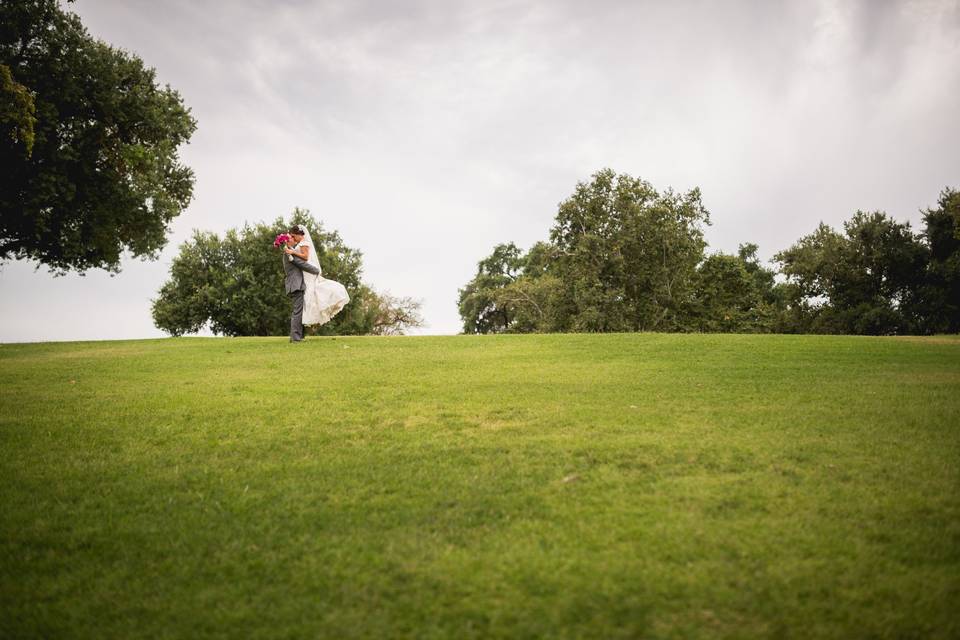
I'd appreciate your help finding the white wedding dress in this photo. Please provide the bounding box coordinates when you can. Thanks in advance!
[294,229,350,326]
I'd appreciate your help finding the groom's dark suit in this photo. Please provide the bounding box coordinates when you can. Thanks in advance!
[283,253,320,341]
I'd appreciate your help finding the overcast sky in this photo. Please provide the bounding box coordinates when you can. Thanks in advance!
[2,0,959,342]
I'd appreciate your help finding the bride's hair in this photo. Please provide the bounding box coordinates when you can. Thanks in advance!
[288,224,306,235]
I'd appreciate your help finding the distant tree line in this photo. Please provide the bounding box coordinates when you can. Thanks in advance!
[459,169,960,335]
[153,209,423,337]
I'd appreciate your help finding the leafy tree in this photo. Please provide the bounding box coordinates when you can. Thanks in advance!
[457,242,525,333]
[493,274,565,333]
[918,188,960,333]
[460,170,711,334]
[458,241,565,334]
[549,169,710,331]
[737,243,781,306]
[692,246,783,333]
[1,0,196,273]
[355,290,425,336]
[775,212,927,334]
[152,209,422,337]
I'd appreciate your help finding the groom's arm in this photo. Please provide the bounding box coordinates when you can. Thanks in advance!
[290,256,320,275]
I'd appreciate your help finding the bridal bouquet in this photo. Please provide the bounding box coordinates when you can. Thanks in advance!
[273,233,291,248]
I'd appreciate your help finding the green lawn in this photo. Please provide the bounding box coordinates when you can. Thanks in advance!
[1,334,958,639]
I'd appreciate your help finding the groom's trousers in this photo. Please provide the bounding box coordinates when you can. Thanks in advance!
[289,289,305,341]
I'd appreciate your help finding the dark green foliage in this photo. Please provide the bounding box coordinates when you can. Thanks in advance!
[460,169,713,333]
[919,188,960,333]
[691,246,783,333]
[461,169,958,335]
[457,241,564,334]
[776,212,928,335]
[457,242,525,334]
[550,169,710,331]
[460,170,777,334]
[152,209,422,337]
[0,0,196,273]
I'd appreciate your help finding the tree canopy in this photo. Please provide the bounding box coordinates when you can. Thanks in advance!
[919,188,960,333]
[460,170,720,333]
[460,169,959,336]
[152,209,423,337]
[459,169,776,334]
[775,212,927,334]
[0,0,196,273]
[549,169,711,331]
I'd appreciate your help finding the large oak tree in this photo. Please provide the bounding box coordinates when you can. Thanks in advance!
[0,0,196,272]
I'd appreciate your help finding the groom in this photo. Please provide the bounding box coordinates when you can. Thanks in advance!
[283,227,319,342]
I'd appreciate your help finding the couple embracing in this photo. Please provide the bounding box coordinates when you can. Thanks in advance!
[280,224,350,342]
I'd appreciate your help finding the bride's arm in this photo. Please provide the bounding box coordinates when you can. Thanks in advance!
[284,244,310,261]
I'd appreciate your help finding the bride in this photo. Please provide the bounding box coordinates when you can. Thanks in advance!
[284,224,350,326]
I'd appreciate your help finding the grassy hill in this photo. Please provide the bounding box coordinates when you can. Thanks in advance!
[1,334,958,638]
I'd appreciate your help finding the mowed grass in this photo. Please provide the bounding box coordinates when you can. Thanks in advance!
[1,334,958,639]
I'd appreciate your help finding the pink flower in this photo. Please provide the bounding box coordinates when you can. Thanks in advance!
[273,233,291,248]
